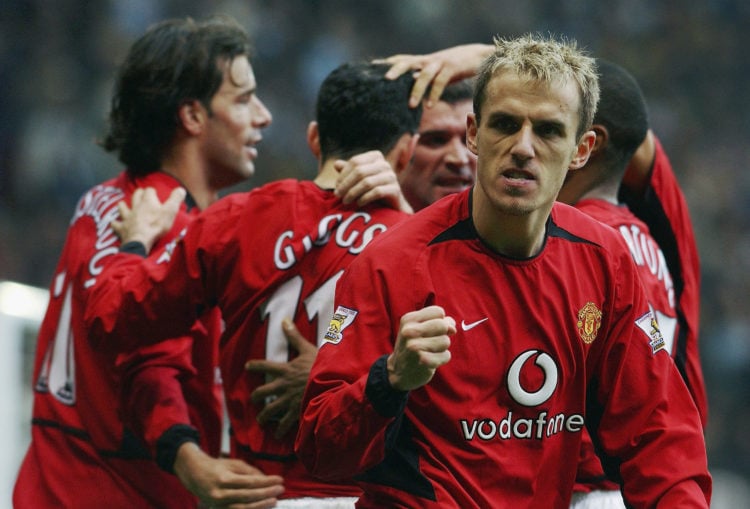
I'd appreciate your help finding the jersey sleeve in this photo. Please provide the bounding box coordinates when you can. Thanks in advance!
[83,202,230,351]
[116,336,200,472]
[619,135,707,427]
[295,254,410,480]
[586,246,711,507]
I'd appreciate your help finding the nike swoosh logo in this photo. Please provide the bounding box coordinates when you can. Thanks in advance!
[461,317,489,331]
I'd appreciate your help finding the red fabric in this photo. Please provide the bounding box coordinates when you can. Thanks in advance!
[296,190,711,508]
[85,179,408,498]
[14,171,220,508]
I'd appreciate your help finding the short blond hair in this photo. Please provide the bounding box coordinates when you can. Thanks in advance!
[473,33,600,138]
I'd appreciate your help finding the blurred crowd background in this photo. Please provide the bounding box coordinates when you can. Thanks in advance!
[1,0,748,498]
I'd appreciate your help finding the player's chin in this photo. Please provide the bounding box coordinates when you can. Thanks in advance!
[237,160,256,179]
[435,184,471,199]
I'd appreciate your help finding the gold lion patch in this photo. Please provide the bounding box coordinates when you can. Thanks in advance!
[323,305,358,345]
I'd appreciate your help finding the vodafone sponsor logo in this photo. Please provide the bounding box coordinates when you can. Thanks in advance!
[459,349,585,441]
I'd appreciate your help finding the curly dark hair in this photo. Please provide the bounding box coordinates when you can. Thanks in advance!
[100,15,251,176]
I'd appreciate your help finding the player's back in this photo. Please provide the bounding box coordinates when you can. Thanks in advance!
[13,172,204,508]
[575,198,677,352]
[620,137,707,426]
[202,179,407,497]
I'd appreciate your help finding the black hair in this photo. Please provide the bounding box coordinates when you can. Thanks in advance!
[594,59,649,173]
[433,78,474,105]
[316,61,422,162]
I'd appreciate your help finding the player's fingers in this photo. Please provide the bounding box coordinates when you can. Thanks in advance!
[244,359,284,375]
[426,68,454,107]
[223,459,265,476]
[256,395,287,425]
[380,55,420,79]
[217,481,285,508]
[110,219,125,239]
[282,318,316,354]
[400,305,447,326]
[140,186,159,205]
[164,186,186,212]
[249,377,284,404]
[116,200,131,219]
[419,349,452,368]
[409,61,443,107]
[401,315,456,341]
[335,154,387,204]
[274,408,300,439]
[341,172,386,205]
[130,187,144,205]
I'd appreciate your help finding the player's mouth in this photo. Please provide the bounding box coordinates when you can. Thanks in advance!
[245,138,262,159]
[501,168,536,187]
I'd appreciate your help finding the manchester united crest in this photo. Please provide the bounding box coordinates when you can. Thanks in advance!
[577,302,602,344]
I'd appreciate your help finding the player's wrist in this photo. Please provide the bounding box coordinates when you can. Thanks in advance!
[156,424,201,474]
[366,355,409,417]
[119,240,148,257]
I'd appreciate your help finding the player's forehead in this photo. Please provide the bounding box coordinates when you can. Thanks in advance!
[419,99,472,132]
[481,70,581,125]
[221,55,256,92]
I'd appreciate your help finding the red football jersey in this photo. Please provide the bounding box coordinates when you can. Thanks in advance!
[621,136,707,426]
[85,179,409,498]
[13,171,221,509]
[573,198,681,494]
[296,190,711,508]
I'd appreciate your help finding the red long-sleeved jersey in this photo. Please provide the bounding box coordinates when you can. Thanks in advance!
[620,136,707,426]
[13,171,222,508]
[296,190,711,508]
[85,179,409,498]
[573,198,682,494]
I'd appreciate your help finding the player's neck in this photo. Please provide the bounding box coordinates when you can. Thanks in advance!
[312,159,339,190]
[472,189,548,259]
[160,152,218,211]
[578,183,620,205]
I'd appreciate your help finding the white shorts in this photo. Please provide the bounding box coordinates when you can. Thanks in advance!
[569,489,626,509]
[275,497,358,509]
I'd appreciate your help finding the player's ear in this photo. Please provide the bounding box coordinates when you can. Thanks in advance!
[392,132,419,174]
[466,113,479,156]
[178,100,207,135]
[590,125,609,155]
[569,129,596,170]
[306,121,321,159]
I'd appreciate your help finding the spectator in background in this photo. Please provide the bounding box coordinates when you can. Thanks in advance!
[296,34,710,507]
[84,60,421,509]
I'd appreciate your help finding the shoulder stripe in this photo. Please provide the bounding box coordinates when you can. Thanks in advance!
[428,217,476,246]
[547,219,601,246]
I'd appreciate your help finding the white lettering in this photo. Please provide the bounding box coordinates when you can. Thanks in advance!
[274,230,296,270]
[315,214,343,246]
[459,411,585,441]
[272,211,390,270]
[70,185,126,287]
[618,225,675,309]
[565,414,585,433]
[477,420,497,440]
